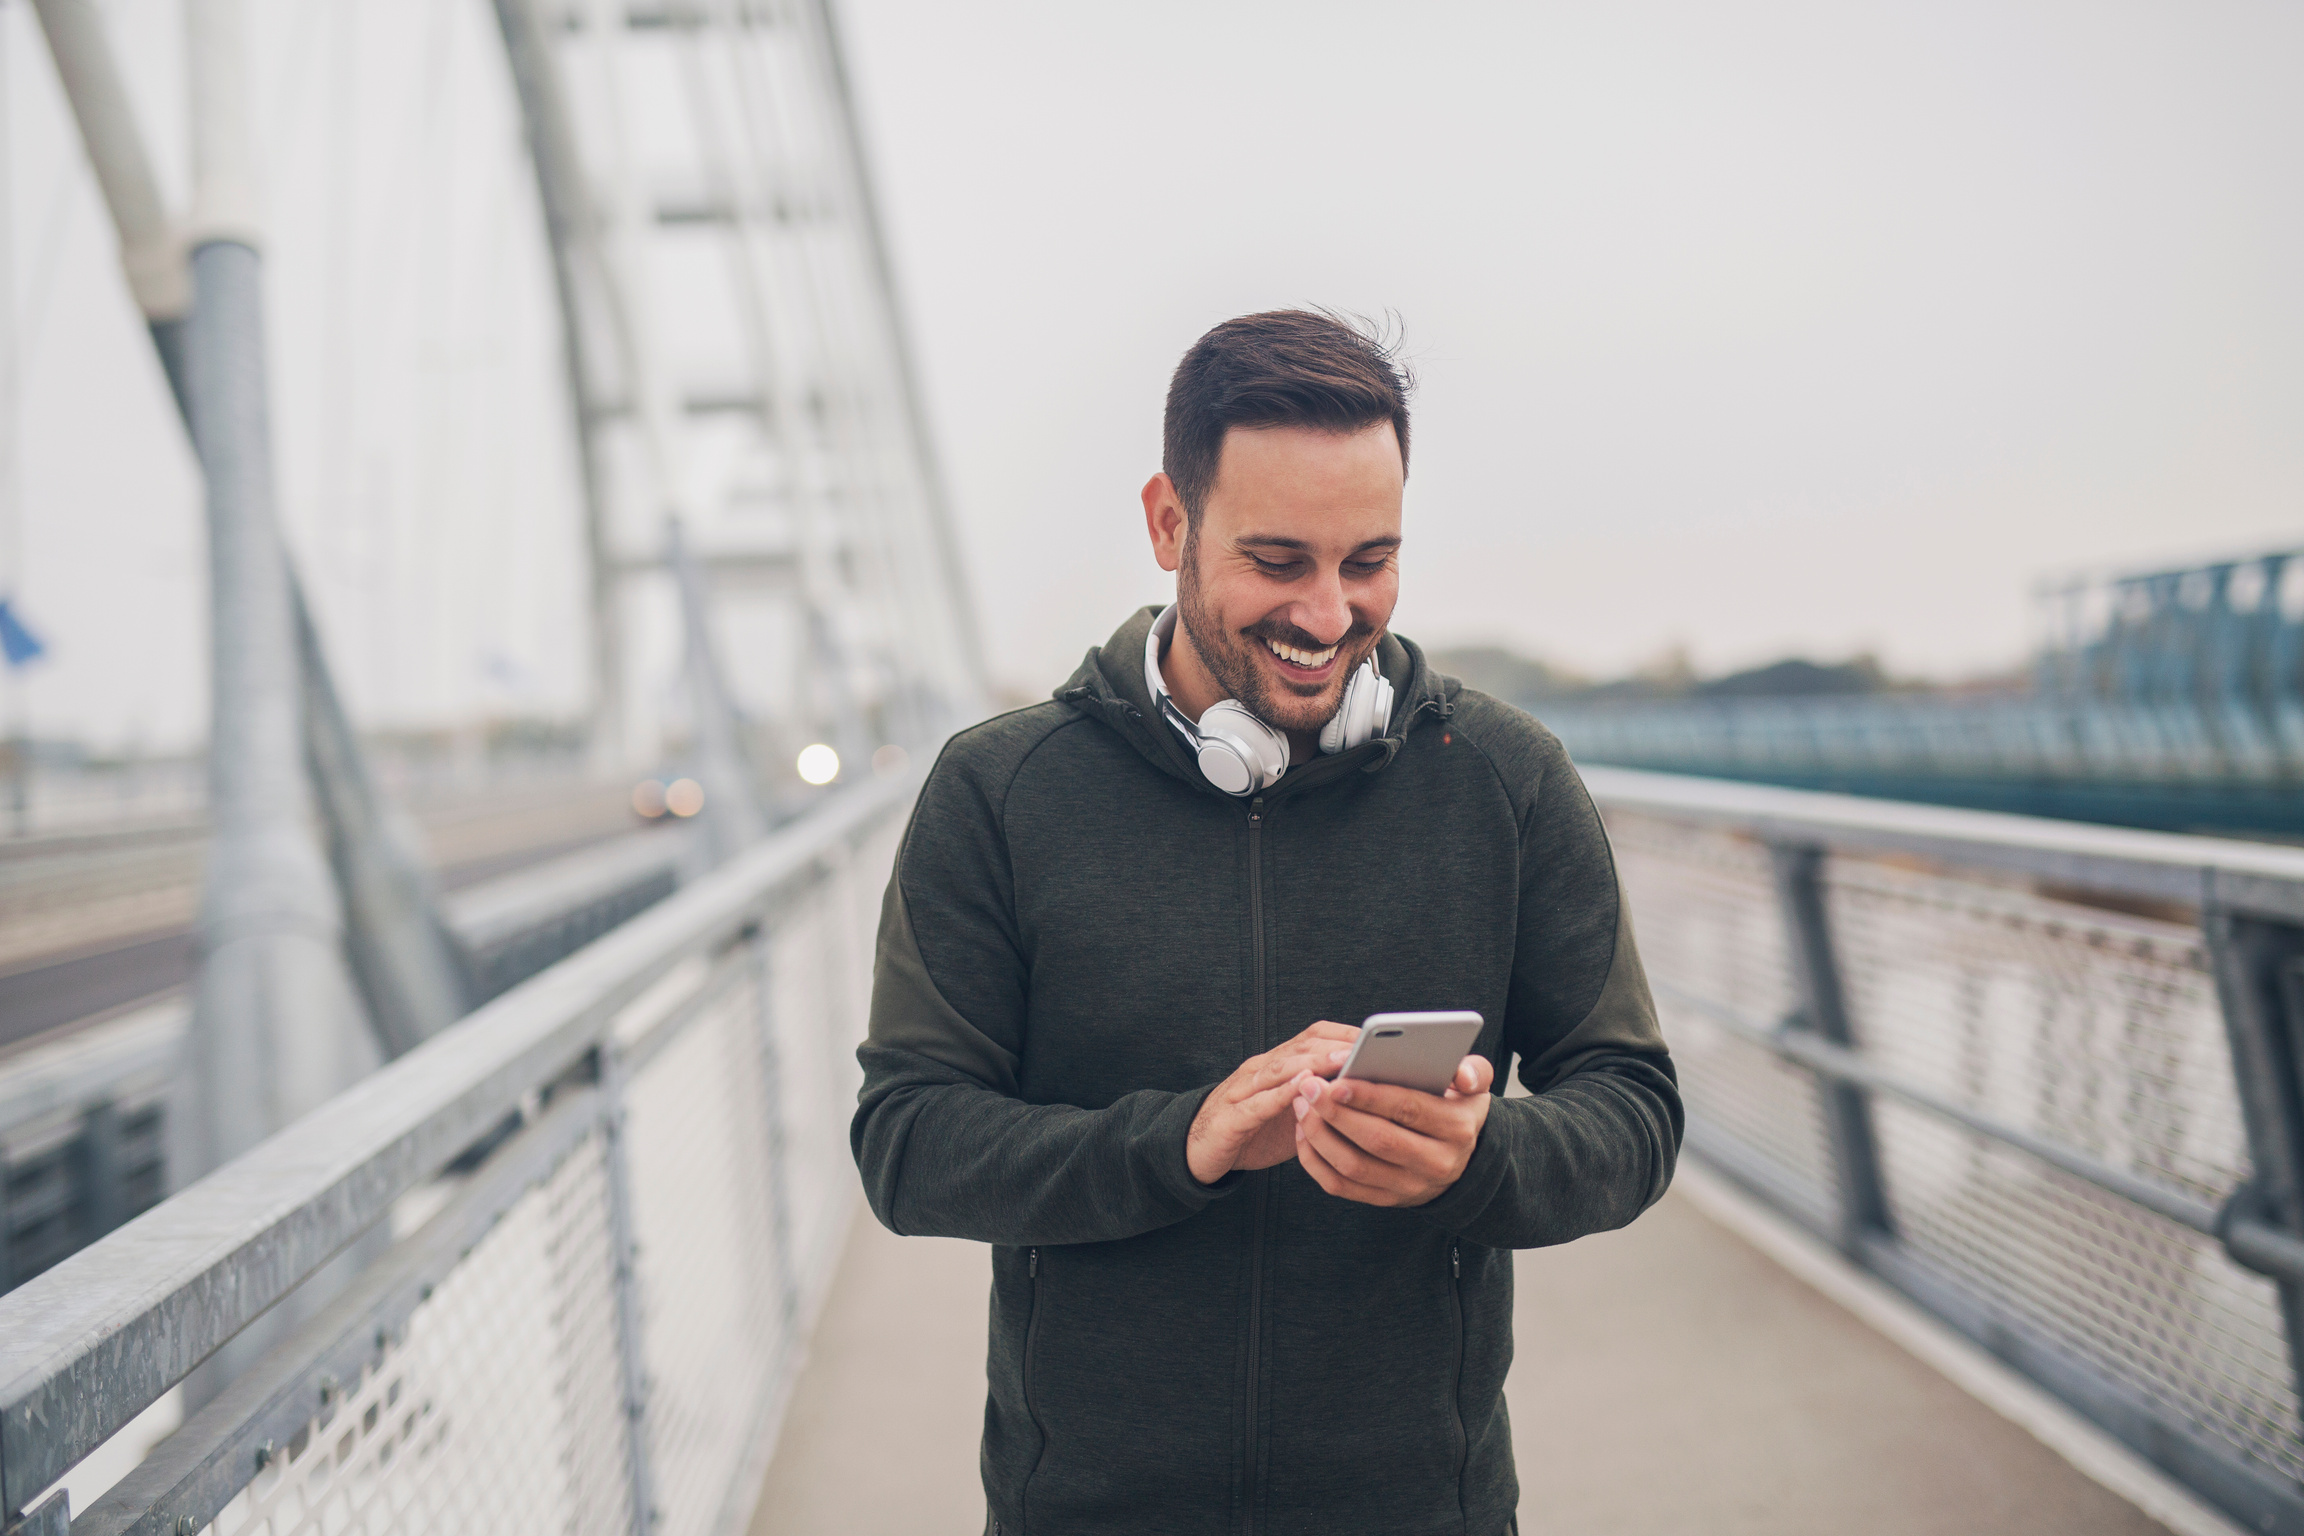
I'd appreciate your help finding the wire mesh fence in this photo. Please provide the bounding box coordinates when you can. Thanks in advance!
[0,774,916,1536]
[1610,811,1838,1228]
[1592,766,2304,1532]
[196,1132,633,1536]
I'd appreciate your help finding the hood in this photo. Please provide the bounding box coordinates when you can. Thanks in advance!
[1053,605,1454,799]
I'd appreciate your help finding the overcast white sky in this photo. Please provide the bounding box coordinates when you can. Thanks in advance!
[837,0,2304,693]
[2,0,2300,749]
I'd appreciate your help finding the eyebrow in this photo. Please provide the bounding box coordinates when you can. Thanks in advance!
[1233,534,1403,553]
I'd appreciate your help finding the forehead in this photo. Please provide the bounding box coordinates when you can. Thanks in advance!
[1205,422,1403,545]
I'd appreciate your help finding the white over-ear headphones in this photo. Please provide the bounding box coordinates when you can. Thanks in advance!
[1143,605,1395,797]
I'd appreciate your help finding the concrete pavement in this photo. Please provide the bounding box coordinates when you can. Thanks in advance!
[751,1183,2177,1535]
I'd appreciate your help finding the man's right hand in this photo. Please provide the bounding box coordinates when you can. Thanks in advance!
[1186,1021,1359,1185]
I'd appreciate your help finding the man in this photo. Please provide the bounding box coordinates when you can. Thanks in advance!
[853,310,1681,1536]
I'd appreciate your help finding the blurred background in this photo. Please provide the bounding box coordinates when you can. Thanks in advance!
[6,8,2304,1532]
[7,0,2301,767]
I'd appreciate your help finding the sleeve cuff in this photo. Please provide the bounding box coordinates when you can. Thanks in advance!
[1409,1099,1520,1233]
[1145,1083,1247,1209]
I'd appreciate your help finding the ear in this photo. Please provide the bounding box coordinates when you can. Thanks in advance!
[1142,473,1188,573]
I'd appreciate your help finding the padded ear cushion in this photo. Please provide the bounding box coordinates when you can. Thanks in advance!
[1318,695,1349,757]
[1365,669,1396,743]
[1320,661,1393,755]
[1199,700,1289,793]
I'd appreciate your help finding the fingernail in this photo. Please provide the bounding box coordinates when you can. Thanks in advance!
[1292,1097,1308,1120]
[1303,1078,1323,1100]
[1331,1083,1351,1104]
[1328,1049,1348,1063]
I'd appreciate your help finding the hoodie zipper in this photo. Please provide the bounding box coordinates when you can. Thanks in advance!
[1243,796,1269,1536]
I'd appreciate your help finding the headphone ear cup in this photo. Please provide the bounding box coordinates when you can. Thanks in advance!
[1199,701,1288,792]
[1318,691,1351,756]
[1366,669,1395,743]
[1348,667,1378,747]
[1321,660,1391,754]
[1194,739,1255,796]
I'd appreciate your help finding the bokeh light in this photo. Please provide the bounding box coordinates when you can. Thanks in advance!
[797,744,840,785]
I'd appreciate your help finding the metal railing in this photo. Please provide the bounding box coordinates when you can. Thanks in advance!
[0,830,688,1299]
[1585,765,2304,1533]
[0,768,912,1534]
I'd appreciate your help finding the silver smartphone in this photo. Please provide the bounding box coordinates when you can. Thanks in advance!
[1334,1011,1485,1095]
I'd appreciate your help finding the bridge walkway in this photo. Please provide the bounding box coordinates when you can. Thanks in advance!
[754,1172,2204,1536]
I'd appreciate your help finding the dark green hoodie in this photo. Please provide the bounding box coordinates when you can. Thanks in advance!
[853,607,1681,1536]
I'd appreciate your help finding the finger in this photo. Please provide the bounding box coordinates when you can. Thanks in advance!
[1301,1106,1428,1191]
[1286,1020,1362,1050]
[1448,1055,1497,1097]
[1294,1126,1347,1196]
[1323,1077,1460,1136]
[1230,1075,1317,1128]
[1296,1120,1404,1205]
[1305,1092,1447,1171]
[1243,1047,1343,1094]
[1275,1048,1350,1088]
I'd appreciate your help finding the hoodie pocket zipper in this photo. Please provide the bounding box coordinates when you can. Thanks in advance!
[1449,1244,1469,1495]
[1019,1247,1046,1534]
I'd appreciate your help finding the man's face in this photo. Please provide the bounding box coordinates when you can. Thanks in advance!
[1163,422,1404,735]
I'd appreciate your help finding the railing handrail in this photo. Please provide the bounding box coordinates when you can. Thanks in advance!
[0,771,917,1519]
[1581,764,2304,919]
[1590,765,2304,1280]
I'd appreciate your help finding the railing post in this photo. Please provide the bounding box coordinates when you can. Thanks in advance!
[746,926,803,1371]
[1769,844,1894,1254]
[2203,907,2304,1414]
[3,1487,68,1535]
[74,1099,123,1246]
[598,1050,661,1536]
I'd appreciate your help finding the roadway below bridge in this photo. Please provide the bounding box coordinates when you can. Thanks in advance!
[0,780,653,1055]
[755,1167,2227,1536]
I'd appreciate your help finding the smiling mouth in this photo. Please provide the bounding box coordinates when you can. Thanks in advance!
[1263,636,1340,671]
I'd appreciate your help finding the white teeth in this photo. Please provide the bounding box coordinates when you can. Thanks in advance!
[1263,637,1339,669]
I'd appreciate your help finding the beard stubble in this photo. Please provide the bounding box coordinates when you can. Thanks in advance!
[1175,528,1379,735]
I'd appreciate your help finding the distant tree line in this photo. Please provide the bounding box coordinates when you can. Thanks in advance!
[1427,644,1906,707]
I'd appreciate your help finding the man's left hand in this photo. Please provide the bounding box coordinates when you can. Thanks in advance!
[1290,1056,1495,1206]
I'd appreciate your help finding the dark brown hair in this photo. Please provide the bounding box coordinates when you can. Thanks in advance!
[1162,309,1413,523]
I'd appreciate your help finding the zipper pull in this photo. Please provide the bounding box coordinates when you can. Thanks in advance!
[1451,1244,1461,1279]
[1029,1247,1039,1279]
[1249,795,1264,824]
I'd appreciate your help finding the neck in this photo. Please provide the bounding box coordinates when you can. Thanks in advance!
[1160,619,1319,765]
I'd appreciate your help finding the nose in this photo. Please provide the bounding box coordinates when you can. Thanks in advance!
[1294,569,1353,646]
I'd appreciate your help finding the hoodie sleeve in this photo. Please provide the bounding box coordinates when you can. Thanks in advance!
[850,719,1238,1246]
[1411,704,1684,1248]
